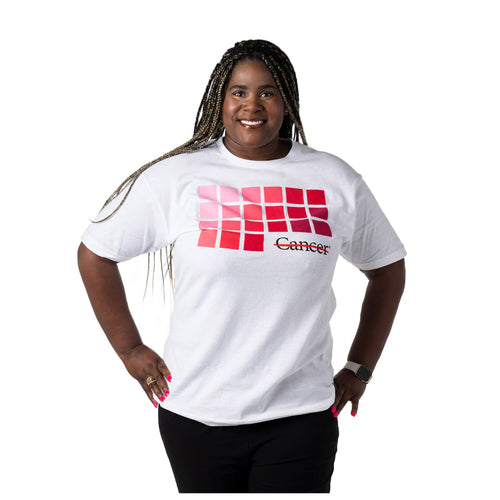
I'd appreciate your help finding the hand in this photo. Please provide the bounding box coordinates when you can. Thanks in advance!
[118,344,172,407]
[332,368,367,417]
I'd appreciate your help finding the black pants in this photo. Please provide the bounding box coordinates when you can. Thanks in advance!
[158,406,339,493]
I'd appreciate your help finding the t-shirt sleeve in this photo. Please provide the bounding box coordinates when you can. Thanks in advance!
[81,175,171,262]
[340,178,406,270]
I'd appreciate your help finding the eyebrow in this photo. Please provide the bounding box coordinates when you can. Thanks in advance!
[227,84,278,92]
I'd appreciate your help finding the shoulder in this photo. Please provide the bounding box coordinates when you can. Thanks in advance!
[291,141,362,185]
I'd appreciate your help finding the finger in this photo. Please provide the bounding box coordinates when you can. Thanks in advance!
[148,377,167,403]
[351,398,359,417]
[142,382,159,408]
[157,360,172,395]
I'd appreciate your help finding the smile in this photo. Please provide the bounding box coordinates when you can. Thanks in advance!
[239,120,265,128]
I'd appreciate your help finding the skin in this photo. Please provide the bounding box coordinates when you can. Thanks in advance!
[78,58,406,416]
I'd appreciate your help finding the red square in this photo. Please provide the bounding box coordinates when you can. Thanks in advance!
[222,220,241,231]
[244,233,264,251]
[220,186,239,202]
[264,186,283,203]
[309,207,328,220]
[287,206,307,219]
[286,187,304,204]
[307,189,326,205]
[245,220,264,232]
[244,204,263,220]
[199,220,218,229]
[242,187,261,203]
[198,185,217,201]
[222,204,240,219]
[290,219,312,233]
[265,205,285,220]
[220,230,240,250]
[197,229,217,248]
[312,220,332,237]
[267,220,288,232]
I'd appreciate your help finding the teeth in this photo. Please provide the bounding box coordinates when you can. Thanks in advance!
[240,120,264,126]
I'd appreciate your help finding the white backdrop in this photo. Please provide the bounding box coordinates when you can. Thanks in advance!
[2,1,498,498]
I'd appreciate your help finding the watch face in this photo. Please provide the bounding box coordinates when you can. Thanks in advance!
[357,365,372,382]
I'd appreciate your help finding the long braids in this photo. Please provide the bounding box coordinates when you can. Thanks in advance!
[94,39,307,294]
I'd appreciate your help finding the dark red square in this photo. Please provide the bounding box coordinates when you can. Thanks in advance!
[244,233,264,251]
[197,229,217,248]
[312,219,332,237]
[286,187,304,204]
[265,205,285,220]
[243,204,263,220]
[245,220,264,232]
[267,220,288,232]
[307,189,326,205]
[264,186,283,203]
[309,207,328,220]
[287,206,307,219]
[220,230,240,250]
[290,219,312,233]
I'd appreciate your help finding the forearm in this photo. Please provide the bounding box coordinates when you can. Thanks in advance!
[77,242,143,357]
[347,259,406,371]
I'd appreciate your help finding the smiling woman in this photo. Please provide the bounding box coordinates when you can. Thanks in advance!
[78,39,406,493]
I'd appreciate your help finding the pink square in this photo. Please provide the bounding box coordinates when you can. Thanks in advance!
[309,207,328,220]
[312,220,332,237]
[244,204,263,220]
[264,186,283,203]
[222,220,241,231]
[291,219,312,233]
[198,185,217,201]
[244,233,264,251]
[245,220,264,232]
[286,187,304,204]
[220,230,240,250]
[307,189,326,205]
[199,220,218,229]
[200,202,218,220]
[242,187,261,203]
[222,205,240,219]
[287,206,307,219]
[220,186,240,202]
[265,205,285,220]
[268,220,288,232]
[197,229,217,248]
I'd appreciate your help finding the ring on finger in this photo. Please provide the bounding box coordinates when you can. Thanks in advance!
[146,376,157,386]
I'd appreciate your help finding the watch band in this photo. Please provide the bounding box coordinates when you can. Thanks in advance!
[344,361,373,383]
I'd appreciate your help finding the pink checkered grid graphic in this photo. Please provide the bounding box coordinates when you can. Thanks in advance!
[197,185,332,251]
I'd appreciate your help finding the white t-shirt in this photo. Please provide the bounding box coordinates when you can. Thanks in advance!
[82,138,406,426]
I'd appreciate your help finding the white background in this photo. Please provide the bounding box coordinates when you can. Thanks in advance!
[1,1,498,498]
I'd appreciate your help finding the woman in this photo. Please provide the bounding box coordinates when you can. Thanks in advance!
[78,39,406,493]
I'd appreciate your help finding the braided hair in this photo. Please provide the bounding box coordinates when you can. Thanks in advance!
[97,39,306,222]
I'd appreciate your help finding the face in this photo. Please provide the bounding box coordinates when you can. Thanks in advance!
[222,58,287,161]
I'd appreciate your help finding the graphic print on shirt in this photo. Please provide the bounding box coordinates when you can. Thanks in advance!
[197,185,332,252]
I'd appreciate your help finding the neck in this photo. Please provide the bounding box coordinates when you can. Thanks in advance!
[222,137,291,161]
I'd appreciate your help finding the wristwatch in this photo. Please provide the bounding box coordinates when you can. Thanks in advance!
[344,361,373,383]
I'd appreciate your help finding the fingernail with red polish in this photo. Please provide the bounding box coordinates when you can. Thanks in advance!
[165,390,169,396]
[333,411,339,418]
[160,396,165,402]
[153,402,158,408]
[351,411,357,417]
[167,376,172,382]
[331,406,336,414]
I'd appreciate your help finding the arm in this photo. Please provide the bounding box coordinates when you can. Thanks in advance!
[333,258,406,416]
[77,242,171,406]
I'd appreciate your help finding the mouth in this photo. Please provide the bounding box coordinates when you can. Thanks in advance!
[239,119,265,128]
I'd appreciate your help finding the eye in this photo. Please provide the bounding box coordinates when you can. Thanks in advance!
[260,91,274,98]
[232,90,245,97]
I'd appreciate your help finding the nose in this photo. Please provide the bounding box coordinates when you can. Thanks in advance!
[243,94,263,112]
